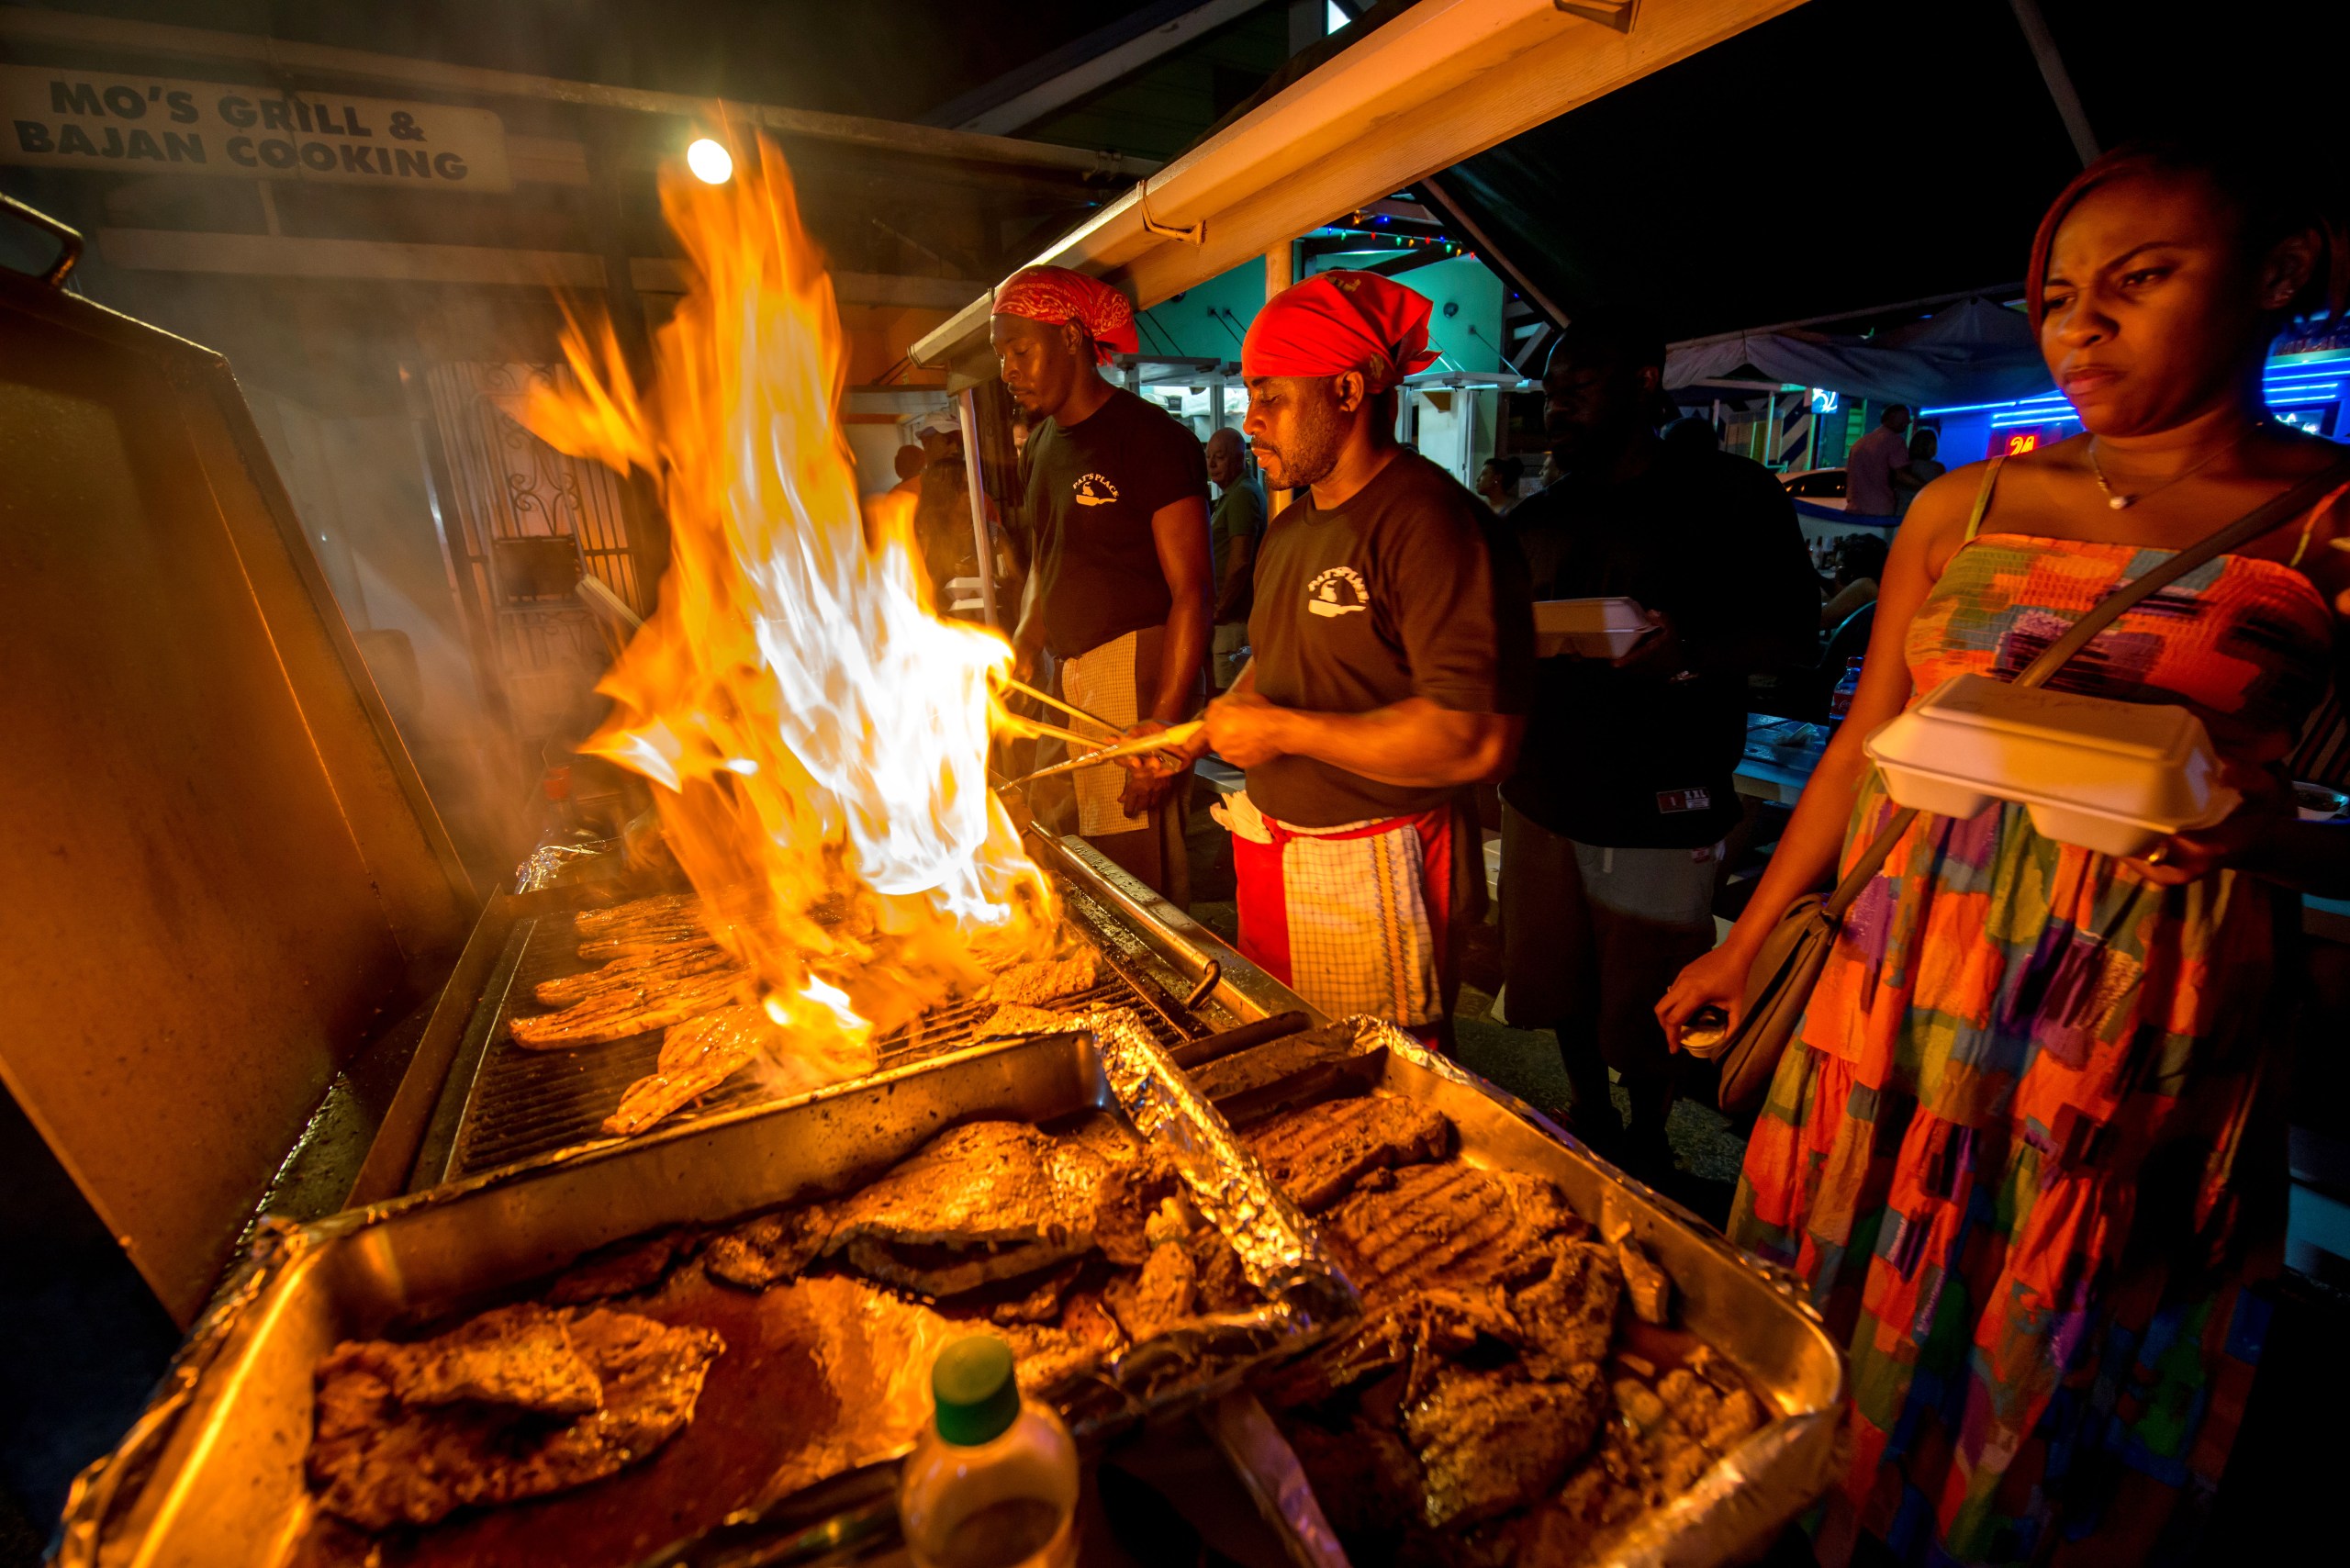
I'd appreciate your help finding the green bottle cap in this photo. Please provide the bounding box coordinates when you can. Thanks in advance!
[932,1335,1022,1446]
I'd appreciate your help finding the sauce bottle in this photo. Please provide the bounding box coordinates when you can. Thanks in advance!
[898,1336,1078,1568]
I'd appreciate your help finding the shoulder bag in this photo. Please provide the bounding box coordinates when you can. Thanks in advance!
[1702,449,2350,1117]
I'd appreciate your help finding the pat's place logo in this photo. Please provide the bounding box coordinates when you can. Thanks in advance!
[1071,472,1119,507]
[1306,566,1369,618]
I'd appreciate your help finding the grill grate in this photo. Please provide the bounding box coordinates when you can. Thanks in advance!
[442,899,1197,1180]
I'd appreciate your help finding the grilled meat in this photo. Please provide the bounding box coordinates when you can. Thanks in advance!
[1508,1239,1623,1372]
[1526,1358,1764,1564]
[1259,1285,1525,1411]
[1284,1416,1427,1540]
[533,941,733,1008]
[511,965,745,1048]
[1403,1365,1607,1530]
[546,1229,700,1305]
[705,1206,833,1291]
[999,1289,1127,1392]
[979,1002,1082,1036]
[601,1005,772,1136]
[308,1307,723,1530]
[1240,1092,1451,1212]
[990,1260,1084,1326]
[573,892,702,935]
[321,1304,601,1419]
[1103,1240,1198,1340]
[982,952,1099,1006]
[822,1121,1111,1295]
[1321,1163,1575,1303]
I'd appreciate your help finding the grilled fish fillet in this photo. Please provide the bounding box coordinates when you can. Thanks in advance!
[533,941,733,1008]
[510,965,745,1048]
[982,952,1099,1007]
[308,1307,723,1530]
[600,1005,772,1137]
[978,1002,1083,1036]
[576,920,716,961]
[573,892,701,934]
[597,1005,770,1142]
[823,1121,1110,1295]
[1240,1092,1452,1212]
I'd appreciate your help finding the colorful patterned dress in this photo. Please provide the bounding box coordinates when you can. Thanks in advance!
[1730,524,2335,1566]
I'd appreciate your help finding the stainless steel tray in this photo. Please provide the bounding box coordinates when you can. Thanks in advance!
[1209,1019,1849,1568]
[58,1014,1358,1568]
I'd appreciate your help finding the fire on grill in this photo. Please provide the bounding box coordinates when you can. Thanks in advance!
[491,134,1085,1133]
[498,890,1106,1140]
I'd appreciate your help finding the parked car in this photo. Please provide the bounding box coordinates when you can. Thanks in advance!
[1779,466,1848,510]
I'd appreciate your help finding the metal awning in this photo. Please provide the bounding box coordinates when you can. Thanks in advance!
[911,0,1808,386]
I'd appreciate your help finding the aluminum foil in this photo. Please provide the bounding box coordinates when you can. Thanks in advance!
[1039,1006,1359,1434]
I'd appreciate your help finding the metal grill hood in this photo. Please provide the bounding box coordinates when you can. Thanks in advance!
[0,196,475,1326]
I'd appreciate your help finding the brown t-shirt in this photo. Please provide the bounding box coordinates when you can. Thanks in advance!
[1244,452,1531,827]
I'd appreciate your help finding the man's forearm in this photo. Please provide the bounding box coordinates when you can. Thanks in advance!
[1150,599,1212,723]
[1270,699,1518,789]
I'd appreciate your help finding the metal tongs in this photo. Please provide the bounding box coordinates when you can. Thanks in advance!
[990,675,1203,790]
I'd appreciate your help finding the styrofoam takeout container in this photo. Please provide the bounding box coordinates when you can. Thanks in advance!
[1533,596,1649,659]
[1863,673,2240,858]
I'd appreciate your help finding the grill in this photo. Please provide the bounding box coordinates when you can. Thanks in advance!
[418,870,1220,1183]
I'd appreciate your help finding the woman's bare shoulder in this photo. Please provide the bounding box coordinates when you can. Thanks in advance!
[1890,459,1993,569]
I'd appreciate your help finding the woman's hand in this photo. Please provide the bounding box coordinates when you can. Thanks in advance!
[1655,936,1762,1051]
[2121,761,2288,885]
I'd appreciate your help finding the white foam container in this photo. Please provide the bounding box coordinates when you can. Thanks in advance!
[1533,596,1649,658]
[1863,673,2239,858]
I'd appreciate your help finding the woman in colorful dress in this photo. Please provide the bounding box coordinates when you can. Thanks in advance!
[1658,142,2350,1566]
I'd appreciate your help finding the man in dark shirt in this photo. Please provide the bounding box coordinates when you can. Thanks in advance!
[990,266,1213,896]
[1204,427,1264,689]
[1158,272,1530,1035]
[1504,320,1816,1176]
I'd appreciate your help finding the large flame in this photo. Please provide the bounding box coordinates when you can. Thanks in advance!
[524,137,1056,1080]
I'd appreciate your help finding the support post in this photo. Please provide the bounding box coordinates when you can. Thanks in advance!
[956,387,999,628]
[1264,238,1295,511]
[2005,0,2098,167]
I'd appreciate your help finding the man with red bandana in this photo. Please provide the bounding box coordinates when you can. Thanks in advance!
[1154,271,1531,1036]
[990,265,1212,897]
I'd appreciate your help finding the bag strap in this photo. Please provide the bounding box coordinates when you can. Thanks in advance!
[1820,449,2350,920]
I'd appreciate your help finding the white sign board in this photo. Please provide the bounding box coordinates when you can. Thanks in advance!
[2,68,511,193]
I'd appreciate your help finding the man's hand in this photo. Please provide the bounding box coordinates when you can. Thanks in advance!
[1010,636,1043,686]
[1203,689,1292,768]
[1611,607,1687,676]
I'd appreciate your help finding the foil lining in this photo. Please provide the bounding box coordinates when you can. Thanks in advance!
[58,1016,1362,1567]
[1039,1006,1359,1434]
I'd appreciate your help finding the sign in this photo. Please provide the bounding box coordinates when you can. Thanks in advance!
[2,68,510,192]
[1808,387,1840,414]
[2004,431,2040,455]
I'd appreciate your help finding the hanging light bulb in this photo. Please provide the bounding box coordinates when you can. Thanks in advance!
[686,138,734,185]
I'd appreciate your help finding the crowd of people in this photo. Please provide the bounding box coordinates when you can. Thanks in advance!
[960,134,2350,1563]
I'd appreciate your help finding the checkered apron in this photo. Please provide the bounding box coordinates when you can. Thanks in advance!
[1217,789,1453,1028]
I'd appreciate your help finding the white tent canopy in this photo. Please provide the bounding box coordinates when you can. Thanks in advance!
[1667,297,2053,410]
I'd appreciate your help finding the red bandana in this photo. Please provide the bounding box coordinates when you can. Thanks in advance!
[990,266,1140,364]
[1241,270,1440,384]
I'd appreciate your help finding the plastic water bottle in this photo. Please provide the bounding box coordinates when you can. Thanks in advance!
[1827,657,1865,739]
[899,1336,1078,1568]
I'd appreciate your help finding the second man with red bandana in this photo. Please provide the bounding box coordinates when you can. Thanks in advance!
[990,265,1213,897]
